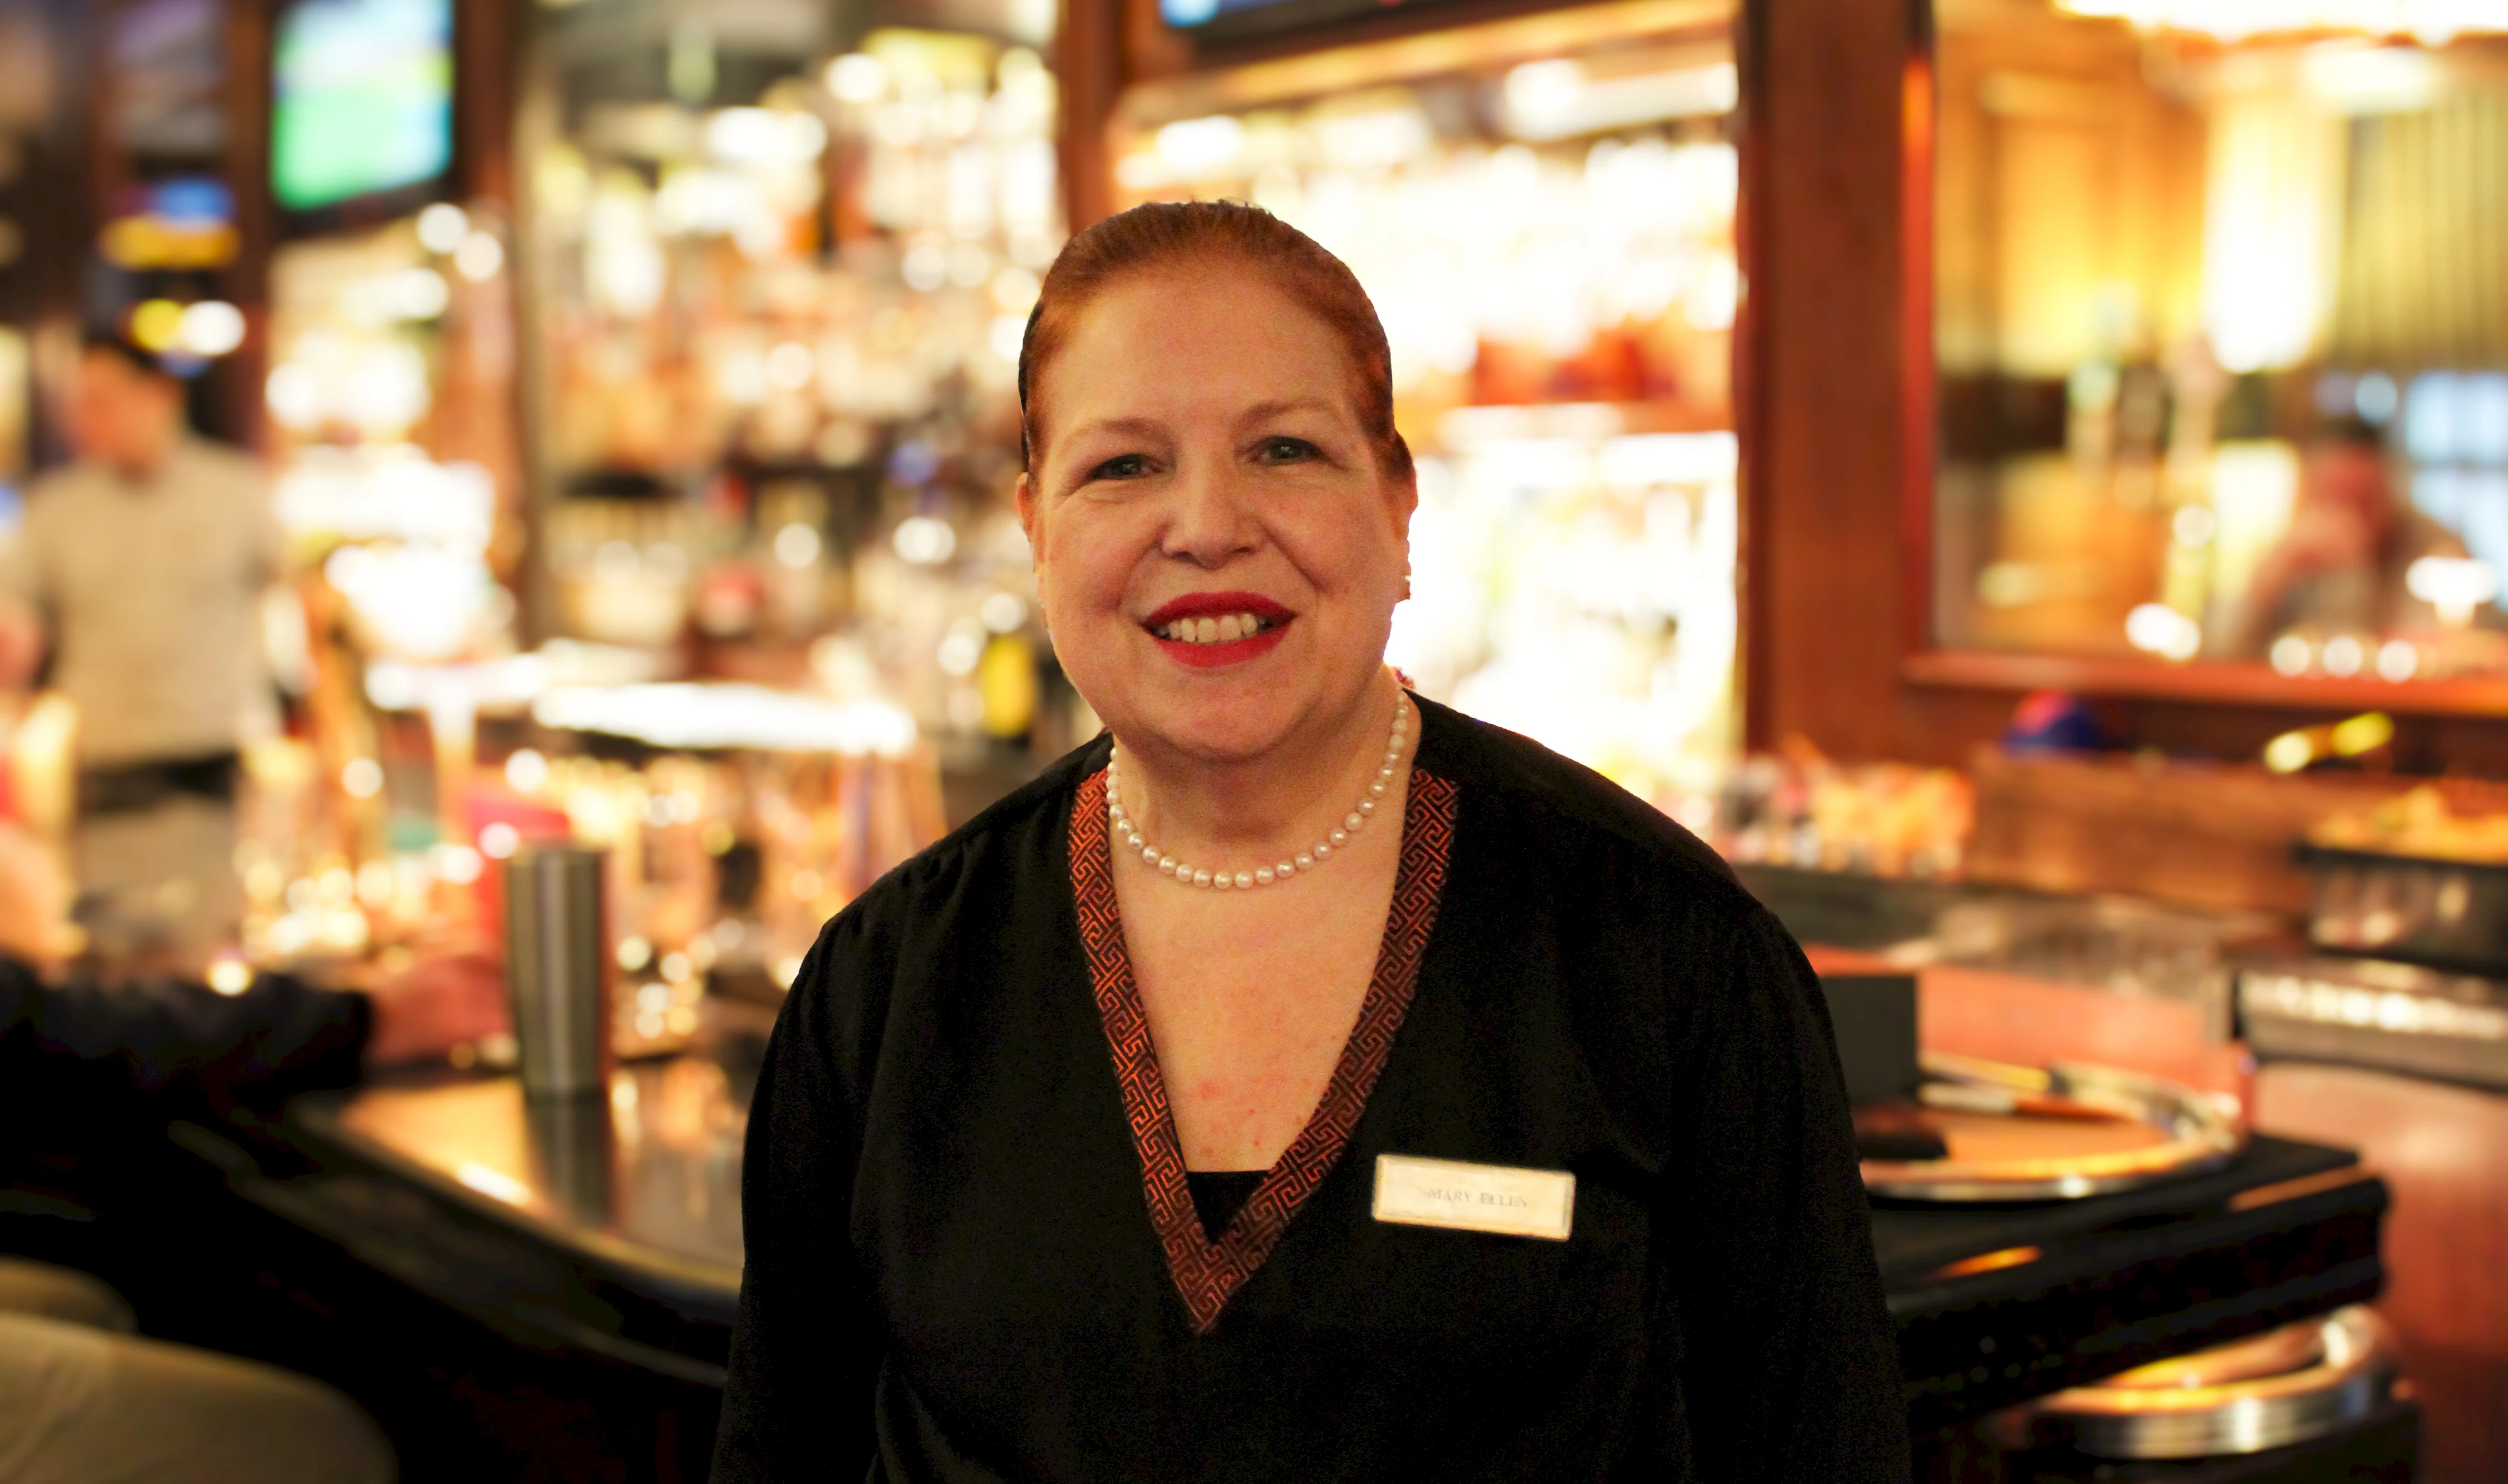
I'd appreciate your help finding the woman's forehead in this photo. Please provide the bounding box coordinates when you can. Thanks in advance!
[1038,270,1364,429]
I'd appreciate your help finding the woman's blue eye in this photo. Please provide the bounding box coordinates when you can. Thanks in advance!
[1092,455,1148,480]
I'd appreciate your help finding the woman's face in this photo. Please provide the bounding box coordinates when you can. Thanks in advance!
[1019,264,1415,765]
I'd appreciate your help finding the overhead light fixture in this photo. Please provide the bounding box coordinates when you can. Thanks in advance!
[2055,0,2508,43]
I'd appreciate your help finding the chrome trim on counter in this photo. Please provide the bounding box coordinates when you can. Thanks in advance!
[1862,1053,2245,1203]
[1993,1307,2393,1460]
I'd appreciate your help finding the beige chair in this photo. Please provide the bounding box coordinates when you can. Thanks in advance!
[0,1258,395,1484]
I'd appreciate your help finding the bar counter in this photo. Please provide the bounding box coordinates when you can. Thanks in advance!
[223,1016,762,1394]
[155,988,2395,1480]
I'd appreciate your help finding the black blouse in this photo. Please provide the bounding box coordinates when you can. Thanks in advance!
[712,697,1906,1483]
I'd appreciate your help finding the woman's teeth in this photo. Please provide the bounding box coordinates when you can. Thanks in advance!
[1160,613,1270,644]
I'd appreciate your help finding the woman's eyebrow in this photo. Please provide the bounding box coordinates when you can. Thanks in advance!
[1068,416,1166,442]
[1235,397,1337,429]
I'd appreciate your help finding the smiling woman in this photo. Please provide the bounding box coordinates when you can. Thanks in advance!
[712,202,1906,1484]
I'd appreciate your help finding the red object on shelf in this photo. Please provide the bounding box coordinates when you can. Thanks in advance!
[465,785,575,945]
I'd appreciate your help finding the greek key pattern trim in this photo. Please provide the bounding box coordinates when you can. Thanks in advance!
[1068,766,1458,1334]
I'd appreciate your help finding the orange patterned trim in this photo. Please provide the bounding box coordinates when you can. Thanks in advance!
[1069,766,1458,1334]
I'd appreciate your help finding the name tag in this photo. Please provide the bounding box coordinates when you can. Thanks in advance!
[1372,1154,1575,1241]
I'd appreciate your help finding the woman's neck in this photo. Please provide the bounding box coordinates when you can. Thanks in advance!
[1110,669,1410,865]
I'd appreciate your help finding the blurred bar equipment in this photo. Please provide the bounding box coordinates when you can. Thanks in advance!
[505,845,614,1100]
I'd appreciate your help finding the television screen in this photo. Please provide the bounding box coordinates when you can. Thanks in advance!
[1160,0,1458,43]
[270,0,452,212]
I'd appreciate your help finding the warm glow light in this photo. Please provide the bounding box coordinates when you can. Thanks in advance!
[2263,730,2316,773]
[980,592,1028,633]
[892,516,956,566]
[434,843,484,885]
[129,299,186,353]
[989,315,1026,363]
[773,522,823,569]
[2054,0,2508,40]
[2329,711,2395,756]
[176,300,247,357]
[1154,115,1246,177]
[2406,555,2502,624]
[1930,1245,2043,1280]
[2124,603,2203,661]
[415,203,470,255]
[266,364,323,428]
[764,342,813,390]
[456,1162,532,1206]
[1501,59,1737,141]
[989,266,1040,315]
[2203,93,2332,374]
[2322,633,2366,676]
[826,52,887,103]
[936,630,983,676]
[206,955,253,996]
[504,748,549,793]
[453,231,504,282]
[324,541,488,661]
[705,107,826,164]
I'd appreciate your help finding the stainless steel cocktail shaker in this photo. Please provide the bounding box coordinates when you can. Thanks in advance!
[503,846,613,1099]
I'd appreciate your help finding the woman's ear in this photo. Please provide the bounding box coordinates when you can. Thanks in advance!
[1389,461,1419,600]
[1016,470,1040,559]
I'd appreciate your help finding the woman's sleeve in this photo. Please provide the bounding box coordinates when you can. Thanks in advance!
[1662,903,1909,1482]
[4,959,369,1110]
[712,912,885,1481]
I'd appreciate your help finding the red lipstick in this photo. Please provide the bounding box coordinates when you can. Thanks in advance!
[1142,591,1293,669]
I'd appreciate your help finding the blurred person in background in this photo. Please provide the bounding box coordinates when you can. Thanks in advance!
[0,333,284,967]
[2226,414,2473,657]
[0,820,504,1482]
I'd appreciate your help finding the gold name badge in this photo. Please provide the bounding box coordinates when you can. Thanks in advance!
[1372,1154,1576,1241]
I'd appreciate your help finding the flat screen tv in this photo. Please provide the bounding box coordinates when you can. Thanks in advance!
[270,0,453,215]
[1161,0,1463,45]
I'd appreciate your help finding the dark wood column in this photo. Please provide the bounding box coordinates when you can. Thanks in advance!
[1058,0,1122,232]
[1736,0,1937,761]
[221,0,275,454]
[453,0,519,208]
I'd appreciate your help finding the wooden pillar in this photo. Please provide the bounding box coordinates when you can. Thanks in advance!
[1737,0,1931,760]
[453,0,519,209]
[221,0,275,454]
[1057,0,1121,233]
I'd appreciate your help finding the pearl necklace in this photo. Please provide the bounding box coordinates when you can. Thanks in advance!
[1106,694,1410,891]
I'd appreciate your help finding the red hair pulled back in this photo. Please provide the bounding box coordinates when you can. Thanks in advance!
[1016,201,1413,482]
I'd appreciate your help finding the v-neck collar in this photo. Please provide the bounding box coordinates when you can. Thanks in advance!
[1067,759,1458,1334]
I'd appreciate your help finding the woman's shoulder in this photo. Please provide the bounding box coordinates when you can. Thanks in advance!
[1410,695,1754,910]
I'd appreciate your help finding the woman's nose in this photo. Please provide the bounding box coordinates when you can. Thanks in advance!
[1159,458,1260,569]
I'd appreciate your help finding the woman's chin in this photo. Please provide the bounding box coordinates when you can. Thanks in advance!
[1080,623,1383,762]
[1122,705,1304,765]
[1112,677,1315,764]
